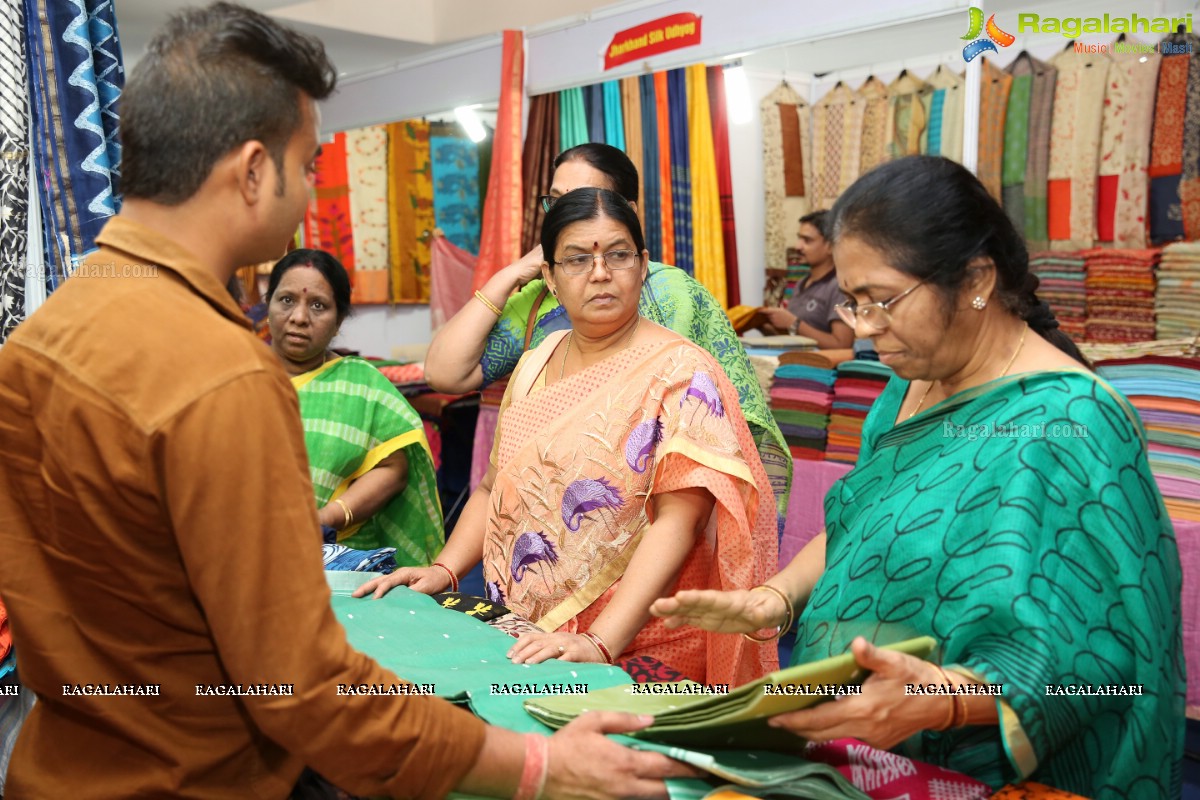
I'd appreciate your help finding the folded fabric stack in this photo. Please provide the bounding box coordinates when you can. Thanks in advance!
[1156,242,1200,340]
[826,360,893,465]
[1082,248,1159,343]
[374,361,426,385]
[1096,356,1200,522]
[1030,251,1087,342]
[769,352,837,462]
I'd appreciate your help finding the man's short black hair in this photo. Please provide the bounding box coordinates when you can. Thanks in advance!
[119,2,337,204]
[798,209,831,240]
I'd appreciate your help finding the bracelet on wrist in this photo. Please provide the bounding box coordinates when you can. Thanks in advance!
[581,631,613,664]
[431,562,459,593]
[742,584,795,643]
[514,733,549,800]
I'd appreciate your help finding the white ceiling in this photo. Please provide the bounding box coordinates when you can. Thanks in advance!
[114,0,628,77]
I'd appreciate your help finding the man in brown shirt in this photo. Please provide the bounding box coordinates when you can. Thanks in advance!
[0,4,685,797]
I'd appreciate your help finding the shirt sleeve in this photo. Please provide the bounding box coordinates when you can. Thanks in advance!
[156,367,485,799]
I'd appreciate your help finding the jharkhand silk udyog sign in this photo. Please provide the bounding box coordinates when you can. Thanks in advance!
[604,13,702,70]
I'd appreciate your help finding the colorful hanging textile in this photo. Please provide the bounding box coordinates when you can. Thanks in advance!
[24,0,123,287]
[1002,61,1033,236]
[1024,55,1058,251]
[430,122,481,254]
[885,72,927,160]
[473,30,524,293]
[760,82,810,272]
[686,64,725,307]
[1177,33,1200,240]
[655,71,675,266]
[0,0,30,342]
[430,234,476,332]
[308,131,356,275]
[708,65,740,308]
[559,87,588,151]
[520,93,558,255]
[345,125,390,303]
[1100,49,1160,247]
[602,80,624,150]
[668,68,693,275]
[639,75,663,262]
[620,77,645,233]
[1047,49,1110,250]
[387,119,433,303]
[922,66,965,162]
[583,84,605,143]
[977,58,1011,203]
[856,76,890,176]
[811,82,861,209]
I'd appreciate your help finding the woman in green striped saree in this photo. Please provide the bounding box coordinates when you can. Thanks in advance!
[653,157,1185,799]
[267,250,442,567]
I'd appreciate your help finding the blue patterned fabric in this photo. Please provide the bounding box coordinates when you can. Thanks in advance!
[927,88,945,156]
[430,130,481,254]
[582,83,605,143]
[667,68,693,275]
[639,74,662,262]
[602,80,624,150]
[321,544,398,573]
[24,0,123,288]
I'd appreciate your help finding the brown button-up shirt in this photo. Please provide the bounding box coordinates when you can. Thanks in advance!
[0,217,485,798]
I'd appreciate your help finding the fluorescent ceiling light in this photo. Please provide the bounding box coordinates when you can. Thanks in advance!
[723,63,753,125]
[454,105,487,143]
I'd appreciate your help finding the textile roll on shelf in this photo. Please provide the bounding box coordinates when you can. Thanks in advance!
[769,352,837,462]
[1157,242,1200,340]
[1082,248,1159,343]
[825,360,892,465]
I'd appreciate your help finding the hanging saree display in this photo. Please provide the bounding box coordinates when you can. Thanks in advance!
[621,76,646,233]
[0,0,30,343]
[520,93,559,255]
[977,60,1011,203]
[655,71,676,266]
[345,125,389,303]
[885,71,928,160]
[307,131,356,274]
[760,82,811,272]
[667,68,693,276]
[1047,49,1111,249]
[430,122,481,255]
[920,66,964,162]
[687,64,725,308]
[386,119,433,302]
[602,80,625,150]
[707,65,740,307]
[856,76,890,175]
[559,87,588,151]
[639,74,663,262]
[24,0,123,287]
[1099,50,1160,247]
[1176,33,1200,240]
[811,82,860,210]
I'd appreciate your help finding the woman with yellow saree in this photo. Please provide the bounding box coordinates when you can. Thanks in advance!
[358,189,778,686]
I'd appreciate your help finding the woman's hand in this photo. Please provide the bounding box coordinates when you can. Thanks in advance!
[506,632,604,665]
[351,566,450,599]
[765,637,952,750]
[503,245,545,289]
[650,587,788,635]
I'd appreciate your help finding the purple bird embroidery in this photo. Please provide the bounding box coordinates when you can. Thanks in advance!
[625,417,664,473]
[680,371,725,420]
[560,477,624,532]
[485,580,506,605]
[510,531,558,582]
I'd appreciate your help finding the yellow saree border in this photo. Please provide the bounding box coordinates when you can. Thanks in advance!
[289,355,344,391]
[954,664,1038,780]
[329,429,436,540]
[534,528,646,632]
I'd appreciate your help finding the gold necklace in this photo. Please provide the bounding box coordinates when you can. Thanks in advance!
[908,323,1028,420]
[559,315,641,380]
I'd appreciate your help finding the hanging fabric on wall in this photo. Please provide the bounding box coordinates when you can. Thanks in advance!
[654,71,676,265]
[473,29,524,292]
[559,87,588,151]
[811,82,860,209]
[430,234,476,332]
[1177,33,1200,240]
[885,72,927,160]
[639,75,663,262]
[1047,49,1110,250]
[520,93,558,255]
[308,131,356,274]
[667,68,693,275]
[921,66,965,162]
[707,65,740,307]
[977,58,1011,203]
[1024,55,1057,251]
[856,76,890,176]
[620,76,645,233]
[1148,54,1189,244]
[1002,56,1034,236]
[0,0,30,342]
[686,63,725,307]
[1099,48,1160,246]
[24,0,123,287]
[602,80,624,150]
[760,81,811,272]
[387,119,433,303]
[345,125,390,303]
[583,83,605,143]
[430,122,482,255]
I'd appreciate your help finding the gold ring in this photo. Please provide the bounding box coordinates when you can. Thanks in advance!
[557,646,565,654]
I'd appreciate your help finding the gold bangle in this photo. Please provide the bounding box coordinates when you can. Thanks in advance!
[334,498,353,529]
[474,290,503,316]
[933,665,957,731]
[741,584,795,643]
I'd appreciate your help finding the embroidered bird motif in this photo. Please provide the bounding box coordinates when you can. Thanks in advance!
[624,417,664,473]
[680,371,724,418]
[485,580,506,605]
[561,477,624,532]
[510,531,559,582]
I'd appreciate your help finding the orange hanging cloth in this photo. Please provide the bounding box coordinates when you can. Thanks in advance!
[473,30,525,293]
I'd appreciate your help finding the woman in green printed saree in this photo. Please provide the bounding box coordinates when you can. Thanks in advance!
[267,250,442,567]
[653,157,1185,799]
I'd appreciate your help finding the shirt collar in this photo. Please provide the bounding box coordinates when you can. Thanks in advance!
[94,216,252,329]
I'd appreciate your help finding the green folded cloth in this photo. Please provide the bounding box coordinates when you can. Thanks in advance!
[524,637,936,751]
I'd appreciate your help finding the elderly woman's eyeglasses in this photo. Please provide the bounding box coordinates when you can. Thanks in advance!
[538,195,556,213]
[553,249,639,276]
[834,277,928,331]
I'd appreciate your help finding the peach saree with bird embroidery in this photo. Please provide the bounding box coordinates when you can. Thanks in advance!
[482,331,779,685]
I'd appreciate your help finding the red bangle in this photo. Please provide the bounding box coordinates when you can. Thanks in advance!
[514,734,549,800]
[431,562,458,593]
[582,631,613,664]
